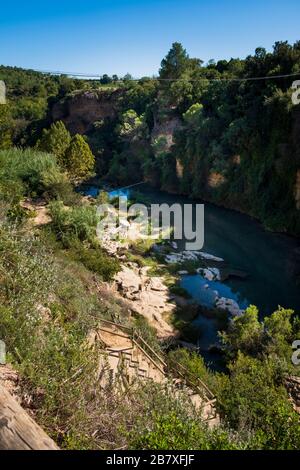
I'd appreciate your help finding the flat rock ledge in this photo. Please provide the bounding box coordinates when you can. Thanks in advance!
[114,265,175,338]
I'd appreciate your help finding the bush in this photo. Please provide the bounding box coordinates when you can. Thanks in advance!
[41,166,79,204]
[49,201,98,243]
[167,348,216,392]
[0,220,119,447]
[0,147,64,198]
[215,352,300,449]
[71,243,120,281]
[169,284,191,299]
[130,412,239,450]
[220,305,298,365]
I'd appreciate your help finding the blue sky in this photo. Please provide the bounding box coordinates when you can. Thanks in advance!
[0,0,299,76]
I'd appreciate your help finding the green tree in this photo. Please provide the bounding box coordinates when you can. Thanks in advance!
[36,121,71,167]
[100,74,112,85]
[117,109,147,140]
[216,352,300,449]
[183,103,203,127]
[123,73,133,82]
[159,43,203,110]
[64,134,95,178]
[220,305,264,358]
[159,42,190,79]
[264,307,295,360]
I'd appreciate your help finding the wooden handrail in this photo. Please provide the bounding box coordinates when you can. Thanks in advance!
[99,318,167,368]
[99,318,133,332]
[132,333,167,368]
[98,317,216,404]
[98,326,131,340]
[131,338,165,375]
[168,359,215,400]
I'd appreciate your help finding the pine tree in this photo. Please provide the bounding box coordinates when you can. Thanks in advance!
[36,121,71,167]
[159,42,190,79]
[65,134,95,178]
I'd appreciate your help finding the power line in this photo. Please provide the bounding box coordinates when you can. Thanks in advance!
[110,181,146,192]
[32,68,300,82]
[158,72,300,82]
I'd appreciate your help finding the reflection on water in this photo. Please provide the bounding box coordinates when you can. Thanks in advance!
[180,274,249,310]
[132,186,300,317]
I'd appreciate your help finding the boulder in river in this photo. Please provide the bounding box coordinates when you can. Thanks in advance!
[215,297,244,317]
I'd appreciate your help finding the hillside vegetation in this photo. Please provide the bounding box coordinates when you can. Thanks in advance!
[0,41,300,449]
[0,147,299,449]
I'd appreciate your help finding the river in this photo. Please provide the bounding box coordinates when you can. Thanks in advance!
[84,183,300,365]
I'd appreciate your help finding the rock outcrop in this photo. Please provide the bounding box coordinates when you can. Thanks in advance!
[151,115,182,153]
[114,265,175,338]
[51,89,122,134]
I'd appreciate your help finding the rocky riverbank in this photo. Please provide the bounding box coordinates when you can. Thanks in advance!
[113,264,175,338]
[93,193,248,338]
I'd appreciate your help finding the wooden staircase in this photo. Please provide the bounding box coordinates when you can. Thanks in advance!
[94,319,219,427]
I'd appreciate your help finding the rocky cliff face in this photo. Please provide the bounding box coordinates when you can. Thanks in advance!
[51,89,122,134]
[151,115,182,153]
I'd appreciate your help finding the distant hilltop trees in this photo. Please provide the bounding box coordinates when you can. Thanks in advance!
[99,73,133,84]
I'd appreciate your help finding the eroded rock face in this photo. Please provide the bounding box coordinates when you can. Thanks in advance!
[151,116,182,153]
[51,89,122,134]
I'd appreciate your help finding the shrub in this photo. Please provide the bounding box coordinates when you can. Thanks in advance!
[0,147,63,197]
[130,412,239,450]
[215,352,300,449]
[169,284,191,299]
[49,201,98,243]
[167,348,216,392]
[219,305,264,358]
[220,305,298,365]
[0,104,13,149]
[41,166,79,204]
[0,220,118,447]
[71,244,120,281]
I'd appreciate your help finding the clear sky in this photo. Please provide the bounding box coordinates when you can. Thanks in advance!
[0,0,299,76]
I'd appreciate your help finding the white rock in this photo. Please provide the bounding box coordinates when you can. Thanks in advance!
[198,252,224,262]
[197,267,221,281]
[215,297,244,316]
[165,253,182,264]
[182,250,199,261]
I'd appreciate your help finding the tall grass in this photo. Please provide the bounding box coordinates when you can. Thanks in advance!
[0,148,74,203]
